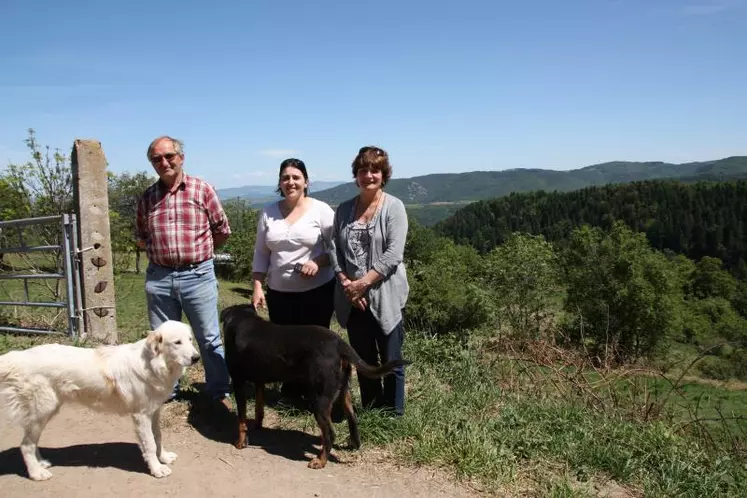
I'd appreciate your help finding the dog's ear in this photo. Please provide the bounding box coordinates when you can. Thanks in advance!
[146,331,164,356]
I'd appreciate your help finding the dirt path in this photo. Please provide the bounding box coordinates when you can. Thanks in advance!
[0,403,478,498]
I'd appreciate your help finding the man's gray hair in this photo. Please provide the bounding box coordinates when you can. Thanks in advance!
[146,136,184,160]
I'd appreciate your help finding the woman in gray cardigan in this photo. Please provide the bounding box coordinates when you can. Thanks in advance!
[329,146,409,416]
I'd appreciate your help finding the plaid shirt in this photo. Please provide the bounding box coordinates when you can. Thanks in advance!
[136,173,231,268]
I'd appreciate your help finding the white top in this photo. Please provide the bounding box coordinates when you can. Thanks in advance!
[252,197,336,293]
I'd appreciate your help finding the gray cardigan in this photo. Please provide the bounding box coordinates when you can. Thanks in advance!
[329,192,409,334]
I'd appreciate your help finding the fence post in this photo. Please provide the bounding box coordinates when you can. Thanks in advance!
[71,139,118,344]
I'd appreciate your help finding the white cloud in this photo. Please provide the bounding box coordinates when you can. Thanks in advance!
[258,149,299,158]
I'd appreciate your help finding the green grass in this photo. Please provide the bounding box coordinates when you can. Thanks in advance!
[521,360,747,439]
[0,273,70,334]
[355,335,747,496]
[0,267,250,347]
[2,272,746,496]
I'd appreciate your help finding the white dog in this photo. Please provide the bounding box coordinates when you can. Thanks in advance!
[0,320,200,481]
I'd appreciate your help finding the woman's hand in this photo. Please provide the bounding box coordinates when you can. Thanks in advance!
[298,260,319,278]
[343,278,370,302]
[252,285,266,310]
[338,273,367,309]
[338,273,351,287]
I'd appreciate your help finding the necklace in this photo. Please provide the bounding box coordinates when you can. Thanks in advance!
[354,191,383,225]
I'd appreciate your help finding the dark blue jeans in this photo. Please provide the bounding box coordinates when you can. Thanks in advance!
[145,260,231,400]
[346,307,405,416]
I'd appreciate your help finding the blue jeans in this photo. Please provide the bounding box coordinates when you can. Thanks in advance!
[347,307,406,416]
[145,259,231,400]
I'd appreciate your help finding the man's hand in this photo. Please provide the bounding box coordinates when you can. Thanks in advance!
[213,232,230,249]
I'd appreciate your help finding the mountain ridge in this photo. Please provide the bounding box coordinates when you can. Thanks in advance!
[310,156,747,205]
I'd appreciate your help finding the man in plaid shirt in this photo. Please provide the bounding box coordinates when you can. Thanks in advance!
[136,135,232,409]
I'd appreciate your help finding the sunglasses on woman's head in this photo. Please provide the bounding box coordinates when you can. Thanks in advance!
[358,146,384,156]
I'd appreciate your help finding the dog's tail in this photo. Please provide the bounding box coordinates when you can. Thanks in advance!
[338,340,411,379]
[0,354,29,424]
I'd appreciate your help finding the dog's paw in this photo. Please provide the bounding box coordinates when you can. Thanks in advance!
[150,464,172,478]
[307,458,326,469]
[29,468,53,481]
[39,459,52,469]
[234,437,248,449]
[159,451,177,464]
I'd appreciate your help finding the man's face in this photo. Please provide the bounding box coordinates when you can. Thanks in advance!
[149,139,184,187]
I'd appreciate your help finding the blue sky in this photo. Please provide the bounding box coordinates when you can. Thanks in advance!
[1,0,745,190]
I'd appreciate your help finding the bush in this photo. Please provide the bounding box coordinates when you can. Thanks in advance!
[689,256,738,300]
[683,298,747,346]
[560,222,686,364]
[220,199,258,281]
[405,238,493,335]
[698,356,737,381]
[484,233,561,340]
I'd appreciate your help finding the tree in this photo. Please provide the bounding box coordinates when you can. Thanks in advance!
[405,236,493,335]
[561,221,686,364]
[220,198,259,281]
[2,129,73,297]
[0,176,30,265]
[484,233,561,340]
[3,129,73,254]
[404,218,451,267]
[107,171,156,273]
[688,256,737,301]
[0,176,30,221]
[4,129,73,217]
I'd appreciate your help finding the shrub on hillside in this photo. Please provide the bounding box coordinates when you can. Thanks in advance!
[484,233,561,340]
[560,221,686,364]
[220,199,258,281]
[405,238,493,334]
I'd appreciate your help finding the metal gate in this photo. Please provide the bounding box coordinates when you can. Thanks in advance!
[0,214,84,337]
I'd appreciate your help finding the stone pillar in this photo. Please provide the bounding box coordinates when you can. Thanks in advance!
[71,139,117,344]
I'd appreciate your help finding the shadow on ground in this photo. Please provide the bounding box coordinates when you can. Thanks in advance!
[181,382,343,465]
[0,442,147,478]
[229,287,252,299]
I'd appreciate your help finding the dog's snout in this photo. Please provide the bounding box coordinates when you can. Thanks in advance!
[190,354,201,365]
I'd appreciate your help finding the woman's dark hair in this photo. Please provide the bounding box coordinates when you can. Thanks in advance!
[276,158,309,197]
[352,146,392,187]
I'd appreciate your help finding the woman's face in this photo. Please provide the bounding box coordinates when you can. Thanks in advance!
[279,166,308,200]
[356,166,383,193]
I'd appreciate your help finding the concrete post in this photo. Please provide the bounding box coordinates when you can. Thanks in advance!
[71,139,117,344]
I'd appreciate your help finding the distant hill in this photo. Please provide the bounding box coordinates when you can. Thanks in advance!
[217,180,345,202]
[313,156,747,205]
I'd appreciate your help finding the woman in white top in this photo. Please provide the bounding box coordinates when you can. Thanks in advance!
[251,158,336,329]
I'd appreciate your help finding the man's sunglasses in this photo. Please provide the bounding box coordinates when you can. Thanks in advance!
[150,152,179,164]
